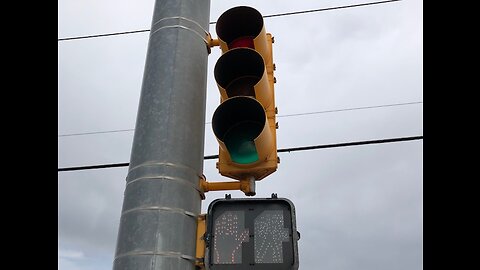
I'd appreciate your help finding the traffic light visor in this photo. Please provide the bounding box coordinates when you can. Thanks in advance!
[216,6,263,49]
[214,48,265,98]
[212,97,266,164]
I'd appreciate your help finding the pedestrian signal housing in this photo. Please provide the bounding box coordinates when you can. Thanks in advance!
[205,197,300,270]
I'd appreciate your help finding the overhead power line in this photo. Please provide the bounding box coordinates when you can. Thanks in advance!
[276,101,422,119]
[277,135,422,154]
[212,0,402,23]
[58,0,402,42]
[58,29,150,42]
[57,135,422,172]
[58,101,422,138]
[58,128,135,138]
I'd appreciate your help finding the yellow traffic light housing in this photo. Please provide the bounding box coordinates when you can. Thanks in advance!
[212,6,278,181]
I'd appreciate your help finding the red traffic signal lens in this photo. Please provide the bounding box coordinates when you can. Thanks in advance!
[229,36,255,49]
[216,6,264,48]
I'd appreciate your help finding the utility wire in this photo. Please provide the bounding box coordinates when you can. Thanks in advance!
[58,0,402,42]
[58,101,422,137]
[58,135,422,172]
[58,128,135,138]
[276,101,422,119]
[58,29,150,42]
[213,0,402,23]
[277,135,423,154]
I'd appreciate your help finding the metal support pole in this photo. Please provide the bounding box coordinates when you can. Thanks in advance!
[113,1,211,269]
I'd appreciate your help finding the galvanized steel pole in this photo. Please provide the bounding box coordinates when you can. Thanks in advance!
[113,0,211,269]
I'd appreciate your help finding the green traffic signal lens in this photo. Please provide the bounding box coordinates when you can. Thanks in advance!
[224,122,262,164]
[212,96,267,165]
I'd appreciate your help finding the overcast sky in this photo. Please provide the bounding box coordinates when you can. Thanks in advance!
[58,0,423,269]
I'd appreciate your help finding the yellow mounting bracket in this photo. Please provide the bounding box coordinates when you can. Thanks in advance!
[195,175,255,268]
[206,33,220,54]
[195,214,206,270]
[196,174,256,268]
[199,175,256,196]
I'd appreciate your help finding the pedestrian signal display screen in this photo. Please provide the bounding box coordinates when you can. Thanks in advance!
[254,210,289,263]
[207,198,299,270]
[213,211,249,264]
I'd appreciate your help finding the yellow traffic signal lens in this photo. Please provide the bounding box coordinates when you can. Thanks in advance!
[214,48,265,99]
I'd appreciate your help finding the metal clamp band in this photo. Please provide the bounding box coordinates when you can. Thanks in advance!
[128,161,199,176]
[152,16,209,35]
[121,205,197,219]
[126,175,202,195]
[114,250,196,262]
[127,161,205,198]
[150,16,210,46]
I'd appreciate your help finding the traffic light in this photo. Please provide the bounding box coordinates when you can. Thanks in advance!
[212,6,278,181]
[205,196,300,270]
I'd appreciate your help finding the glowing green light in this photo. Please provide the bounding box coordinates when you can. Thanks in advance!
[224,122,261,164]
